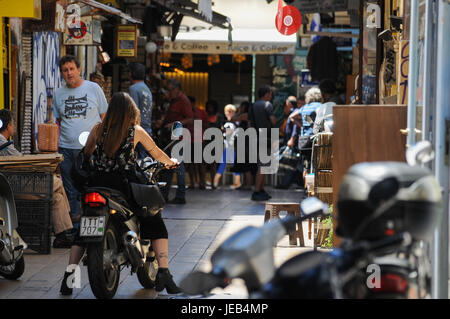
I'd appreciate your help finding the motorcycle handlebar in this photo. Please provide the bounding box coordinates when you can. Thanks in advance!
[281,208,329,234]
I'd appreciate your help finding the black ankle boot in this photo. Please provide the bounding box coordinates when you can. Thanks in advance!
[155,268,181,294]
[60,271,74,296]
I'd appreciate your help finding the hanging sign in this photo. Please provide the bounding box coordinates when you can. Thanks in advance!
[163,40,296,55]
[117,24,138,57]
[275,0,302,35]
[63,16,101,45]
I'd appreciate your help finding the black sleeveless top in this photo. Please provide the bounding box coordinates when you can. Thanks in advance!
[92,125,138,173]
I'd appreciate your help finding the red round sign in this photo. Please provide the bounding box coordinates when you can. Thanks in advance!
[275,4,302,35]
[69,21,88,39]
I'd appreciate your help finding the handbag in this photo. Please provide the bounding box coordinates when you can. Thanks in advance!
[130,183,165,217]
[70,148,91,192]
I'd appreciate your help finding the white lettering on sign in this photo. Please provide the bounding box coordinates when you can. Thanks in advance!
[164,41,295,55]
[66,3,81,29]
[367,3,381,29]
[55,3,65,32]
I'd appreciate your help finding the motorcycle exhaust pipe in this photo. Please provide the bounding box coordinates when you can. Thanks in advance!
[0,239,13,266]
[123,231,144,269]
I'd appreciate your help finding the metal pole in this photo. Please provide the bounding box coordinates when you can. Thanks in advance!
[407,0,420,147]
[251,54,256,104]
[422,0,436,142]
[432,0,450,299]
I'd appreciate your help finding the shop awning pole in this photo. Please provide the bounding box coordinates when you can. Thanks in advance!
[252,54,256,104]
[407,0,419,147]
[432,0,450,299]
[422,0,436,141]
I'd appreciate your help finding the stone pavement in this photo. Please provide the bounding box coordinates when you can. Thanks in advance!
[0,186,323,299]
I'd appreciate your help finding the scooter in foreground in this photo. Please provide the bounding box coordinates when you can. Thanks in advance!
[0,137,27,280]
[180,141,442,299]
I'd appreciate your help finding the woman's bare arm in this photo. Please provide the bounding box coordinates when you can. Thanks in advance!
[84,123,101,156]
[134,125,177,167]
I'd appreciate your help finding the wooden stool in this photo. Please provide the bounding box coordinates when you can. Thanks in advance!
[264,202,305,247]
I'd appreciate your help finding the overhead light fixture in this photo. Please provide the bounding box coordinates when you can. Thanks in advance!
[145,41,158,53]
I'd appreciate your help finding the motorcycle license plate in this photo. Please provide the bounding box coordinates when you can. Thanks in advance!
[80,217,105,237]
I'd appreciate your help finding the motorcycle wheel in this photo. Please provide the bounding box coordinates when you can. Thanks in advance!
[87,223,120,299]
[137,249,158,289]
[0,255,25,280]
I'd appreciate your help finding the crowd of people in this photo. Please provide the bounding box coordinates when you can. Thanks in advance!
[146,78,343,202]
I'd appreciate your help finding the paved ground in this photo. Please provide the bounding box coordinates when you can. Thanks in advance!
[0,186,323,299]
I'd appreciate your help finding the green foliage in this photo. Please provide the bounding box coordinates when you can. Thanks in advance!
[321,205,334,249]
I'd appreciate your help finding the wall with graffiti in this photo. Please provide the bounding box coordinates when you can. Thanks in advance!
[33,32,62,139]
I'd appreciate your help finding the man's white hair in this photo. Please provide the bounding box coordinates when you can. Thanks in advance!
[305,87,322,104]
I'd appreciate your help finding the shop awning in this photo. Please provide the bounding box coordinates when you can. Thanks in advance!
[163,0,297,55]
[78,0,142,24]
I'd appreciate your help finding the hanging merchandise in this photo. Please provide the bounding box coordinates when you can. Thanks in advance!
[181,54,193,69]
[275,0,302,36]
[161,51,171,62]
[198,0,213,22]
[207,54,220,66]
[232,54,246,63]
[232,54,246,84]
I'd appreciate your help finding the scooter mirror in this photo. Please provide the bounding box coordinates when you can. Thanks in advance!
[300,197,329,216]
[406,140,434,166]
[171,121,183,139]
[78,131,90,147]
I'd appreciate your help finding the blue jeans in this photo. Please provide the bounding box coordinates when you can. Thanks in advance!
[160,161,186,200]
[217,148,240,177]
[58,147,81,217]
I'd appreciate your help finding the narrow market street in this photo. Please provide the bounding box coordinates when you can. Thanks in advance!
[0,186,316,299]
[0,0,449,303]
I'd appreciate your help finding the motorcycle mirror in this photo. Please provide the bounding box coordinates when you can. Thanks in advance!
[171,121,183,139]
[143,157,154,163]
[406,140,434,166]
[78,131,90,147]
[300,197,329,216]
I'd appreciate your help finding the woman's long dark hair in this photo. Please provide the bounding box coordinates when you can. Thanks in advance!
[96,92,140,158]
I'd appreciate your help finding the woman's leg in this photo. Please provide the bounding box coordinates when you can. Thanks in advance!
[69,245,86,265]
[152,238,169,268]
[152,238,180,293]
[60,245,85,295]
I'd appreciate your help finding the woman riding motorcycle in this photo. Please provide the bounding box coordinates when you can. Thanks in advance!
[60,92,180,295]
